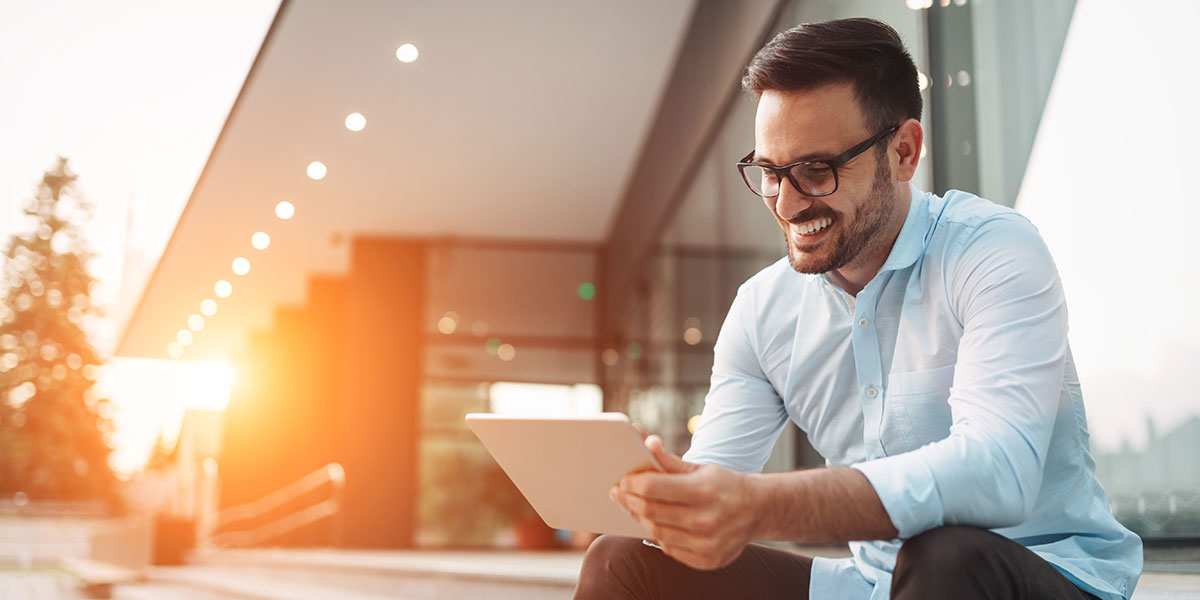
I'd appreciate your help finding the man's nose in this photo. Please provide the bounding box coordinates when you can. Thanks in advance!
[774,178,813,221]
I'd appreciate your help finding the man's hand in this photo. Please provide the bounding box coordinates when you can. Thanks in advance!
[610,433,760,570]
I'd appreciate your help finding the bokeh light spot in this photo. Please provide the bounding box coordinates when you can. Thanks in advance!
[215,280,233,298]
[275,201,295,220]
[345,112,366,131]
[252,232,270,250]
[437,311,458,334]
[396,43,419,63]
[577,282,596,300]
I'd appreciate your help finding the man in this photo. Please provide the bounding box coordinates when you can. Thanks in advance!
[575,18,1141,600]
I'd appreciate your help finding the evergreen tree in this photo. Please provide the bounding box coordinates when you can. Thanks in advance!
[0,157,117,506]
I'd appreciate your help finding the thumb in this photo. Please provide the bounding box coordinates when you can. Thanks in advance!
[645,434,694,474]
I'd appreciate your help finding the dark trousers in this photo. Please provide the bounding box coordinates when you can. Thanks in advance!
[574,526,1101,599]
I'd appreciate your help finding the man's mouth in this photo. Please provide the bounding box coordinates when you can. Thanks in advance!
[792,217,833,237]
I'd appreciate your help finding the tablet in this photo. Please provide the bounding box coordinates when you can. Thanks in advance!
[465,412,662,538]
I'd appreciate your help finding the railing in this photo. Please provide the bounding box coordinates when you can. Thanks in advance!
[202,462,345,548]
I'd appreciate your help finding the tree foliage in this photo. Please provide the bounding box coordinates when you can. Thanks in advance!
[0,157,117,504]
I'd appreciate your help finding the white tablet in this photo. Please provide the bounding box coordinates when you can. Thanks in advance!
[465,412,662,538]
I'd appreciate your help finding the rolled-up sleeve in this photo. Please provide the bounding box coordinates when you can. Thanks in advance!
[853,215,1068,539]
[683,285,790,473]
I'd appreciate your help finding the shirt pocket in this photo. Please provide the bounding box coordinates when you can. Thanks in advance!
[882,364,956,454]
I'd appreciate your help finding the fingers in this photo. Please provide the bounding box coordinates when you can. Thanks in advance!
[616,486,694,530]
[621,470,705,505]
[644,434,693,474]
[631,422,650,441]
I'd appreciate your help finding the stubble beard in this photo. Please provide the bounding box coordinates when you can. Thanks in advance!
[784,154,897,275]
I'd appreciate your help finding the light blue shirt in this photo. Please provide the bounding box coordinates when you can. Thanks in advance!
[682,186,1142,600]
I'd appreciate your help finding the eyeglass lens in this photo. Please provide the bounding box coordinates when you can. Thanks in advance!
[742,162,836,197]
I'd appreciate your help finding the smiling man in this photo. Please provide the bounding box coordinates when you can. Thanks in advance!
[574,18,1141,600]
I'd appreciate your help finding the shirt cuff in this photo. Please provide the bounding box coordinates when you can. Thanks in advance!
[852,452,945,539]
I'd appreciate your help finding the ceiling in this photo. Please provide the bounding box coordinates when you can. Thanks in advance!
[117,0,698,361]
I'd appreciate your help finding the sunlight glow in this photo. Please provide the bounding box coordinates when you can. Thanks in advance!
[1016,0,1200,452]
[99,357,234,475]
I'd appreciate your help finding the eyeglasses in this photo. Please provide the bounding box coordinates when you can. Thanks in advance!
[736,125,899,198]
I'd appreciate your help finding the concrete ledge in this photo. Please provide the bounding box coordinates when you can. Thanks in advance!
[190,548,583,587]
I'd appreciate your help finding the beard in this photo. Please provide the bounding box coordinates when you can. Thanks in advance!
[784,154,898,274]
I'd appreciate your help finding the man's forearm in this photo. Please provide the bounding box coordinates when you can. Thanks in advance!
[748,467,899,544]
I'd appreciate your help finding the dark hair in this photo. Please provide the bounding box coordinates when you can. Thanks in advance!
[743,18,922,139]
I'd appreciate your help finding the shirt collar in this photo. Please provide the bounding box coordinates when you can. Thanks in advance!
[878,183,931,273]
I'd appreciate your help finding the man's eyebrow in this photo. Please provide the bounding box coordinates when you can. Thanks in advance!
[752,149,837,164]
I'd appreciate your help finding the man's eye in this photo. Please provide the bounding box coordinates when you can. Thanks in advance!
[797,164,833,179]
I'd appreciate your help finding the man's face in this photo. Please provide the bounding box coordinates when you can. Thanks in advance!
[753,84,900,275]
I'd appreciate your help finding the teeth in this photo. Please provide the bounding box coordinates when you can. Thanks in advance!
[798,218,831,235]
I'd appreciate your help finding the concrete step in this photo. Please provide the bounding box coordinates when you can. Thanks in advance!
[1138,572,1200,599]
[102,547,1200,600]
[127,549,582,600]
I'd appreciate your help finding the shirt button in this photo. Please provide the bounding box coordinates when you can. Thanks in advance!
[858,317,868,327]
[866,386,878,398]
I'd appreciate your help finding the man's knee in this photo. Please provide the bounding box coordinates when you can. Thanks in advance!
[582,534,647,571]
[575,535,653,599]
[895,526,998,579]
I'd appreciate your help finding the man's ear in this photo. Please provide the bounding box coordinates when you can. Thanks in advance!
[892,118,924,183]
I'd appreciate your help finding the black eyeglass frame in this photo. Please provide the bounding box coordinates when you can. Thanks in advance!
[736,125,900,198]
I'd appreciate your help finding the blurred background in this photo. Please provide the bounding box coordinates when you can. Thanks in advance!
[1,0,1197,598]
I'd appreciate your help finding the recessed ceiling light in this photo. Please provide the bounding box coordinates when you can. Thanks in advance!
[275,201,295,220]
[396,43,419,63]
[307,161,327,180]
[252,232,270,250]
[345,113,366,132]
